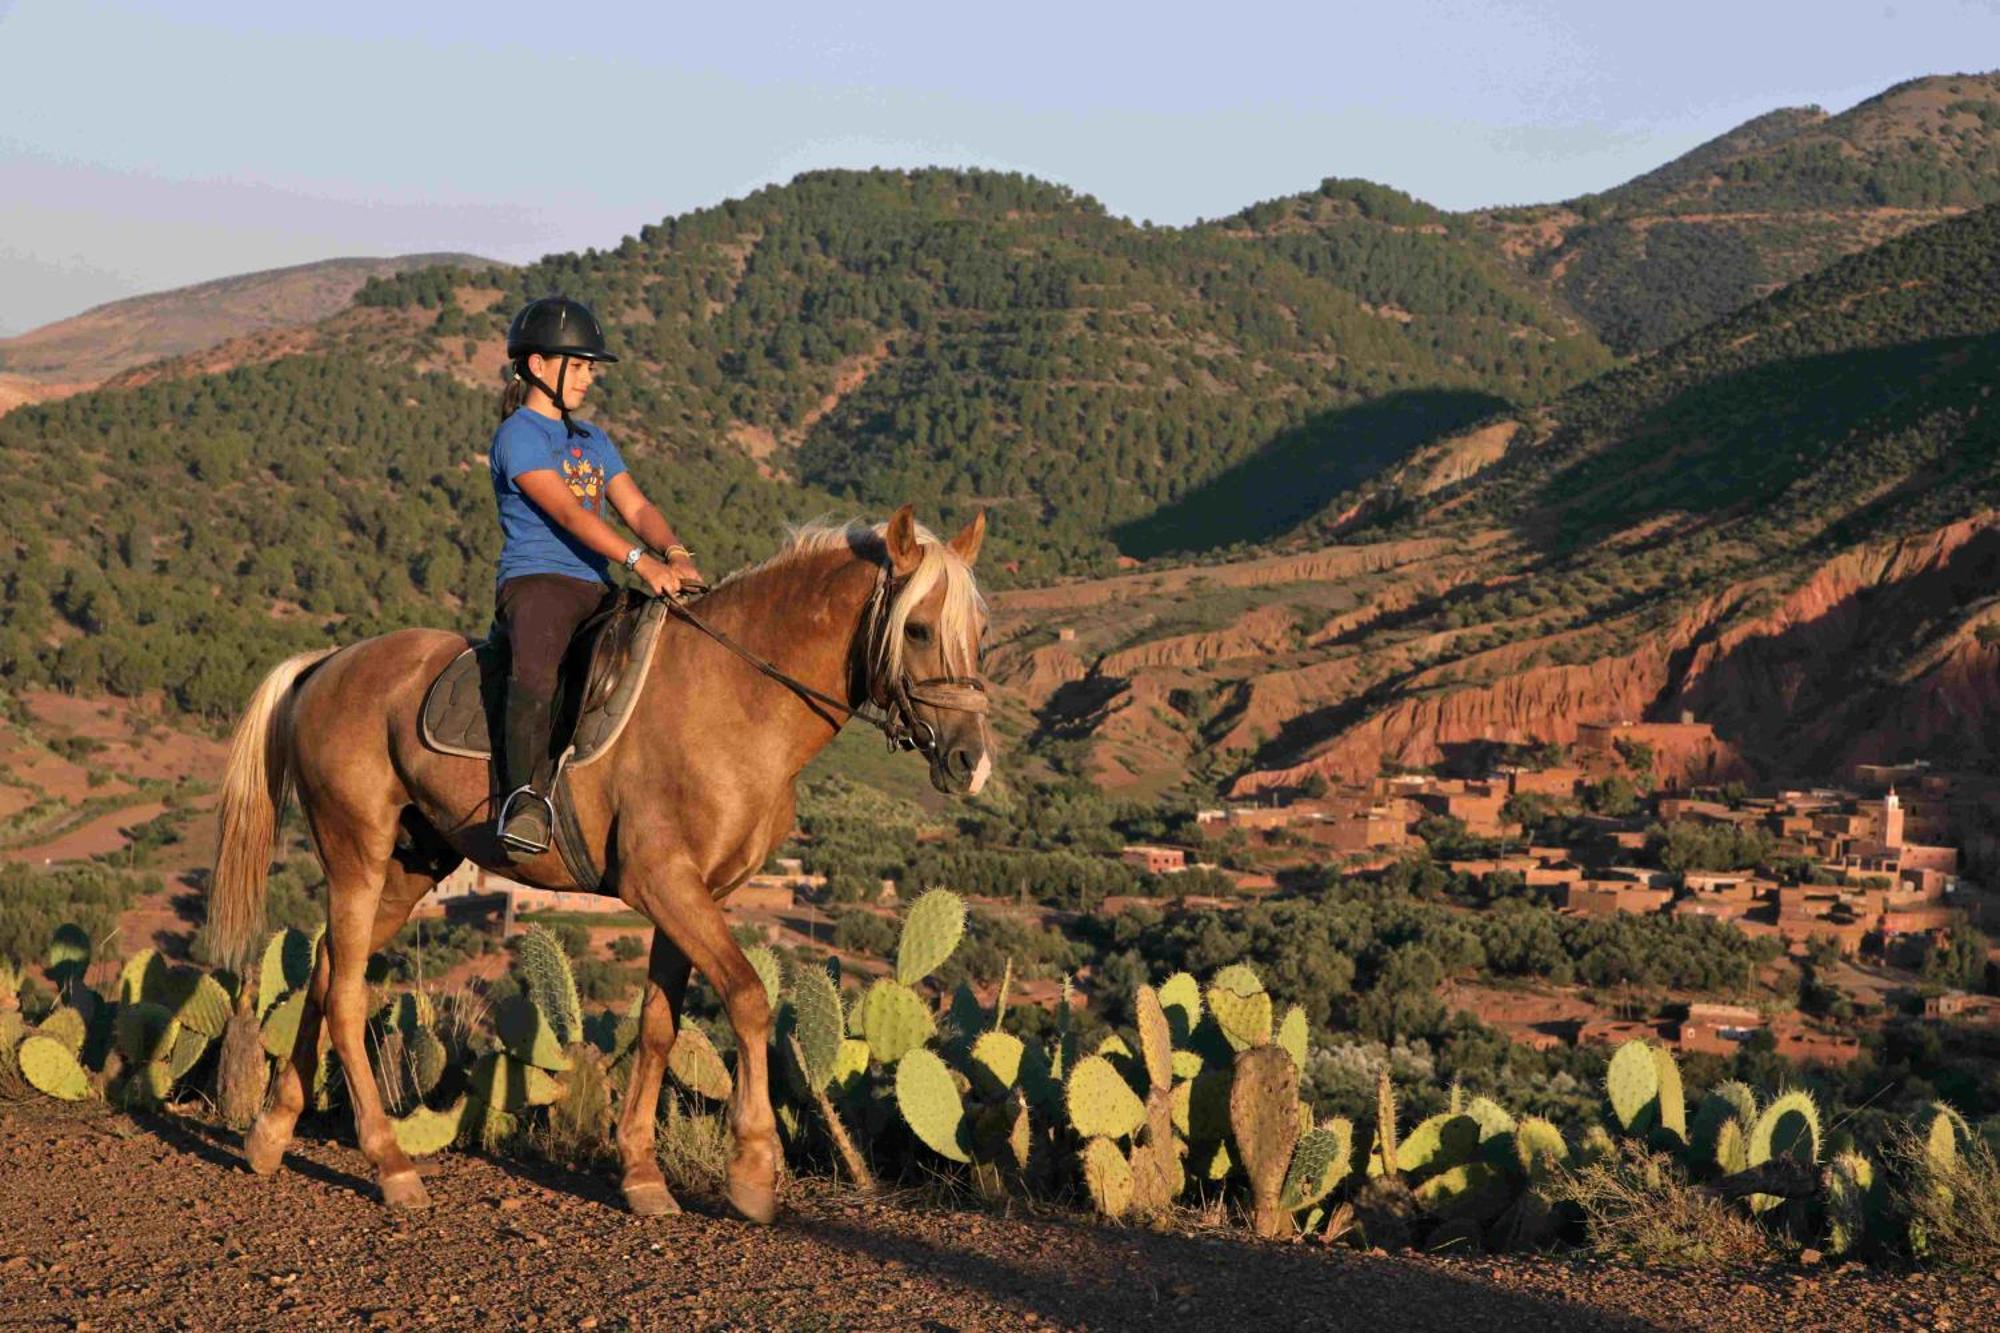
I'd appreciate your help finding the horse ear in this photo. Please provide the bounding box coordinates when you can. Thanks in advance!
[884,504,923,576]
[948,510,986,567]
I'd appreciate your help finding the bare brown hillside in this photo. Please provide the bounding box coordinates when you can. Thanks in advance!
[0,253,495,411]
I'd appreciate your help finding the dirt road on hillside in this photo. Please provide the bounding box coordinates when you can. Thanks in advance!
[0,1102,1993,1330]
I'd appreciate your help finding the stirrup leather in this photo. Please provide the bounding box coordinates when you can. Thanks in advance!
[496,785,555,855]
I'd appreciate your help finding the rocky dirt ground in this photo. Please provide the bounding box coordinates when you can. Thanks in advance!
[2,1101,1995,1330]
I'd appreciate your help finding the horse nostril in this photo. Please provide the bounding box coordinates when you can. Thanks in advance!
[947,747,973,778]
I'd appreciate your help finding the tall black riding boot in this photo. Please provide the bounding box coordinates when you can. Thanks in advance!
[497,684,556,860]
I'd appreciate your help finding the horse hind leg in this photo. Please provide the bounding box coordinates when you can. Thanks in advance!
[244,841,441,1207]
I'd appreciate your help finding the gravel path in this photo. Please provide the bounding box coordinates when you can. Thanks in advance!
[0,1101,1993,1330]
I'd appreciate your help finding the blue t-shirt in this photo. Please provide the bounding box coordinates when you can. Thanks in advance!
[490,409,629,585]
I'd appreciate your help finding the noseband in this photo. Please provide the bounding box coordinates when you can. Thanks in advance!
[662,564,987,758]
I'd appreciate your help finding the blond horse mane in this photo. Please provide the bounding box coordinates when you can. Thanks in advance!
[720,518,987,681]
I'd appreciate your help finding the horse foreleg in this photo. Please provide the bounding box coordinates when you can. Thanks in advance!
[627,856,779,1224]
[245,937,330,1174]
[614,929,692,1216]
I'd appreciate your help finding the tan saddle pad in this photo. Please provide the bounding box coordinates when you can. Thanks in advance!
[420,595,669,769]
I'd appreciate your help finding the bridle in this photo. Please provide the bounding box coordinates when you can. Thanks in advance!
[661,563,988,758]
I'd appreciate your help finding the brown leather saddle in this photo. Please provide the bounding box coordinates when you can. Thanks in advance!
[419,592,669,891]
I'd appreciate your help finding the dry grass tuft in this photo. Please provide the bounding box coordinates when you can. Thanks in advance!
[657,1092,730,1189]
[1890,1124,2000,1270]
[1549,1144,1773,1270]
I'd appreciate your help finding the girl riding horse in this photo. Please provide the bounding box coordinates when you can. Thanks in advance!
[489,296,703,857]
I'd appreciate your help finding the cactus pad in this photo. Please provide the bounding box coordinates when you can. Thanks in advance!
[667,1021,733,1102]
[858,979,935,1064]
[1080,1136,1134,1218]
[828,1038,872,1098]
[894,1048,970,1163]
[895,888,966,985]
[1604,1039,1660,1134]
[1398,1113,1479,1177]
[163,967,232,1040]
[1826,1151,1874,1257]
[1692,1082,1757,1162]
[1066,1055,1145,1141]
[789,964,846,1090]
[1282,1119,1354,1211]
[1134,984,1172,1092]
[1510,1116,1569,1184]
[18,1034,91,1100]
[1156,971,1202,1042]
[166,1027,209,1082]
[261,988,307,1058]
[1465,1096,1516,1142]
[392,1096,468,1157]
[516,925,584,1045]
[117,1002,177,1064]
[1275,1004,1307,1069]
[1414,1161,1513,1223]
[741,944,782,1011]
[37,1005,87,1056]
[257,927,317,1018]
[1649,1045,1686,1144]
[968,1030,1026,1101]
[495,993,574,1072]
[1750,1088,1821,1167]
[1205,966,1271,1051]
[1230,1045,1301,1237]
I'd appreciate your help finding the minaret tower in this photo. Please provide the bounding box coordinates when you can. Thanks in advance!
[1882,787,1905,850]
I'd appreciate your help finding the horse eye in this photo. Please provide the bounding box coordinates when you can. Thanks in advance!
[906,622,933,643]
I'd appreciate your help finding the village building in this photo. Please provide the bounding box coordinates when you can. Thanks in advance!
[1120,844,1188,875]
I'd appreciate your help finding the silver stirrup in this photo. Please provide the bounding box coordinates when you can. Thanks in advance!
[496,785,555,856]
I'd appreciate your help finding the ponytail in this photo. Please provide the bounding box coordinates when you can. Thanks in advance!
[497,361,530,422]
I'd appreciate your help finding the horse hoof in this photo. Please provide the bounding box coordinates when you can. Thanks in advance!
[727,1178,778,1226]
[381,1171,433,1211]
[623,1180,681,1217]
[243,1122,288,1176]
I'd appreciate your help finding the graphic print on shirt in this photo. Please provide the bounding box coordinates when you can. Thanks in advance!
[560,446,606,511]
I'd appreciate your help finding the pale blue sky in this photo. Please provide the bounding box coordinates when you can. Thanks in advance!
[2,0,1996,334]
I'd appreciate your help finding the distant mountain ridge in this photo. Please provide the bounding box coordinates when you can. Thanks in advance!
[0,253,496,408]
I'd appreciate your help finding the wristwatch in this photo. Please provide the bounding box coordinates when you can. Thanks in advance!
[622,545,645,571]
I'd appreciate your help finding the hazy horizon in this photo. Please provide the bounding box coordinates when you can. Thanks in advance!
[3,0,1997,336]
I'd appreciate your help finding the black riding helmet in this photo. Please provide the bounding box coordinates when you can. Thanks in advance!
[506,296,617,437]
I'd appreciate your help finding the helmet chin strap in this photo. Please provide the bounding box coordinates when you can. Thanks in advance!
[520,354,581,438]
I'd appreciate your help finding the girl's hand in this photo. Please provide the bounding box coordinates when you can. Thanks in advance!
[632,554,682,598]
[666,550,705,591]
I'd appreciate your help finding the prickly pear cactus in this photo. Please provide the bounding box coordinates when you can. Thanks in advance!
[858,979,935,1064]
[495,993,574,1072]
[1373,1070,1401,1180]
[1134,984,1172,1093]
[1825,1151,1874,1257]
[1206,964,1272,1051]
[967,1030,1026,1101]
[215,996,268,1130]
[1080,1136,1134,1218]
[116,1003,176,1064]
[1604,1039,1659,1135]
[1691,1081,1758,1167]
[1230,1044,1301,1238]
[895,1048,970,1163]
[895,888,966,985]
[1398,1113,1479,1177]
[18,1034,92,1100]
[1510,1116,1569,1184]
[741,944,782,1010]
[1156,971,1202,1043]
[666,1020,733,1102]
[1414,1161,1513,1223]
[261,988,307,1058]
[37,1006,87,1057]
[1464,1096,1516,1143]
[1065,1054,1145,1141]
[1282,1118,1354,1211]
[392,1096,469,1156]
[1274,1004,1307,1069]
[46,923,91,989]
[1650,1045,1686,1145]
[257,927,318,1019]
[788,963,846,1090]
[1747,1088,1821,1213]
[516,925,584,1045]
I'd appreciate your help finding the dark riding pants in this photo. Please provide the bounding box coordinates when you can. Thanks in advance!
[495,573,612,794]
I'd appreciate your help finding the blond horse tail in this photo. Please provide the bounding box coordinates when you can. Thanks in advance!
[209,647,338,970]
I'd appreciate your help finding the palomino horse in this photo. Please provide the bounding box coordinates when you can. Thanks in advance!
[208,507,991,1221]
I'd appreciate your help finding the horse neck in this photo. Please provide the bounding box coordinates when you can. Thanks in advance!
[654,548,879,762]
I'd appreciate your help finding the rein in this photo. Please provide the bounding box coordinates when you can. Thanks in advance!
[660,568,987,755]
